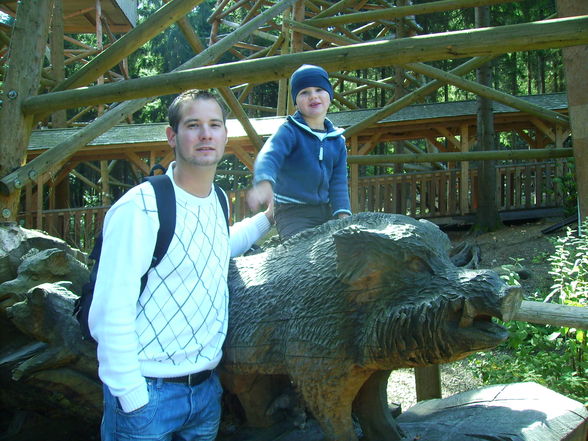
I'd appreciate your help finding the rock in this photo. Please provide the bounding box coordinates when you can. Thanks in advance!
[397,382,588,441]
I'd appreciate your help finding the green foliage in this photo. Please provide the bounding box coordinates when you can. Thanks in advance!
[470,218,588,405]
[547,219,588,306]
[553,159,578,217]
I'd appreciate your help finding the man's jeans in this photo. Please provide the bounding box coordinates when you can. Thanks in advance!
[101,373,222,441]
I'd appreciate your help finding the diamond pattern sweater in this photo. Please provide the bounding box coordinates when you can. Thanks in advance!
[89,165,270,412]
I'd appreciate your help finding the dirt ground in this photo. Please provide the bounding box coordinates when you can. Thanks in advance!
[387,215,577,412]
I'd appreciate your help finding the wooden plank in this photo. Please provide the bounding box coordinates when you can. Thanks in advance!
[400,179,407,215]
[411,178,417,216]
[514,167,522,209]
[536,164,544,207]
[439,172,447,215]
[375,180,382,213]
[525,164,533,207]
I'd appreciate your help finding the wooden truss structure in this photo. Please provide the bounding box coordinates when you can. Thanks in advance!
[0,0,587,224]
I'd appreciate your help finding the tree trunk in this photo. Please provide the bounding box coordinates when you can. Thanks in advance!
[0,0,54,222]
[557,0,588,223]
[473,6,502,232]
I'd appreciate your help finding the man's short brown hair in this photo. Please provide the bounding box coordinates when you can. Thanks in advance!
[167,90,227,133]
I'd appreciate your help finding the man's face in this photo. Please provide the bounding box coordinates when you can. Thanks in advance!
[166,98,228,168]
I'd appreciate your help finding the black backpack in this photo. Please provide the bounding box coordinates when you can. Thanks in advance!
[73,174,229,343]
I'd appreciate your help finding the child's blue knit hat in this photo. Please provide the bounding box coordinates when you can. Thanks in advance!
[290,64,334,102]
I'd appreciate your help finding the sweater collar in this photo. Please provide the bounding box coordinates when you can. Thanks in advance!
[287,111,344,139]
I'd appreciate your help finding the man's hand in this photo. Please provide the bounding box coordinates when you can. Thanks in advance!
[263,199,275,225]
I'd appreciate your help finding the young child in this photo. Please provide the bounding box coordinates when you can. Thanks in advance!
[247,64,351,239]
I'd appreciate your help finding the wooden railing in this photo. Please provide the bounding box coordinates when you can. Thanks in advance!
[19,160,569,253]
[356,161,568,218]
[20,206,109,253]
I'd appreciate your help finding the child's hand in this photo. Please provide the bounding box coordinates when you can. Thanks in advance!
[247,181,274,212]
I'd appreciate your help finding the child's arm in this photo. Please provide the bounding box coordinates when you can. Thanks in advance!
[329,140,352,217]
[248,123,294,211]
[247,180,274,212]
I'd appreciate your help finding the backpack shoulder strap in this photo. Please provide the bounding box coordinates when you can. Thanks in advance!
[214,183,230,232]
[145,174,176,269]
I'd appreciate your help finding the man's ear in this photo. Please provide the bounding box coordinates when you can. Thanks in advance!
[166,126,176,148]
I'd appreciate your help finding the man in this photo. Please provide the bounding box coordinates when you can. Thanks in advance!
[89,90,272,441]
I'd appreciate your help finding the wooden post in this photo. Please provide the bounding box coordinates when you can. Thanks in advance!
[350,136,359,213]
[50,0,66,127]
[460,125,470,215]
[277,8,291,116]
[557,0,588,222]
[415,365,442,402]
[0,0,54,222]
[36,174,45,230]
[100,160,110,205]
[96,0,105,115]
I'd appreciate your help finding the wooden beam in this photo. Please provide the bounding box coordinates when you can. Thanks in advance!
[124,151,150,175]
[312,0,358,20]
[22,16,588,115]
[346,148,574,165]
[513,300,588,329]
[307,0,519,27]
[407,61,569,127]
[171,11,263,154]
[345,56,496,137]
[282,18,360,46]
[0,0,54,222]
[0,0,298,197]
[50,0,66,127]
[435,127,461,150]
[530,118,556,142]
[70,169,99,191]
[54,0,207,92]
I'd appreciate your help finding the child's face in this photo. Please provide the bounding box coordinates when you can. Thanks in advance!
[295,86,331,120]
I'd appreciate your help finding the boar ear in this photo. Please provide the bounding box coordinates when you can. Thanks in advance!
[333,227,386,293]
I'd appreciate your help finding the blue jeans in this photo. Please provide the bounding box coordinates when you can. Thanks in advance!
[101,372,222,441]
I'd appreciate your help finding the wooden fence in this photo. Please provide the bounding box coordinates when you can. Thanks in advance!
[356,161,568,218]
[19,160,570,253]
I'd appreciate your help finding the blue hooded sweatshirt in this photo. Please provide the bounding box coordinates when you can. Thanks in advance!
[253,111,351,217]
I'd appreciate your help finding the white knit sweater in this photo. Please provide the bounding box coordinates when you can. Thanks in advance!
[89,165,270,412]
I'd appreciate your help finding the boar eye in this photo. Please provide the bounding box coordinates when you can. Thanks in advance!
[406,256,432,274]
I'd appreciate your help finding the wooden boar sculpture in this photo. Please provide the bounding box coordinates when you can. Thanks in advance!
[223,212,522,441]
